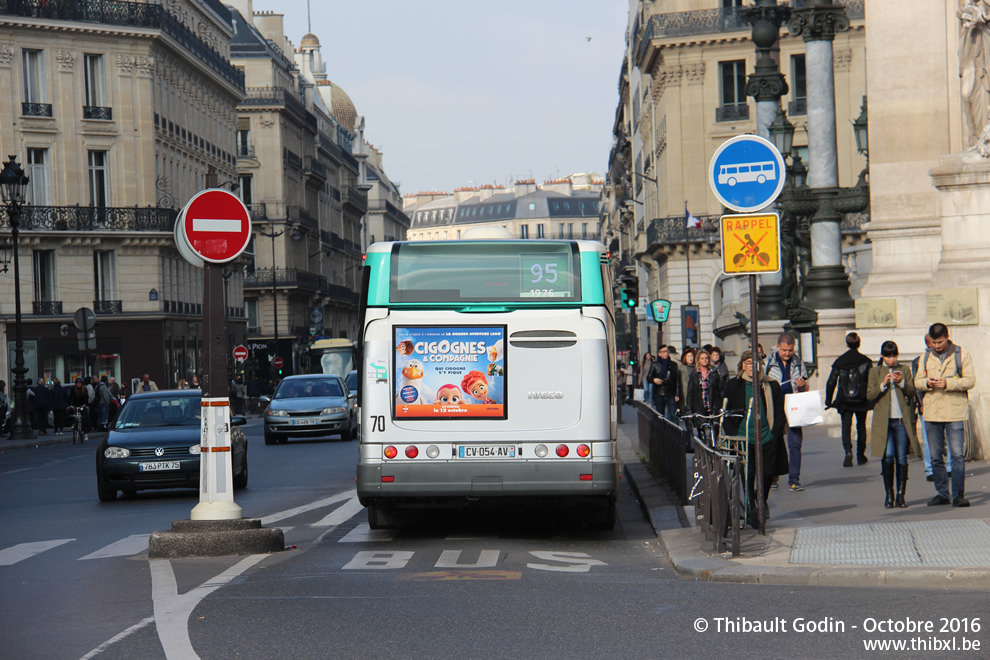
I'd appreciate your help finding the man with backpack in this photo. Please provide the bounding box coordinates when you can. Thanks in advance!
[825,332,873,467]
[914,323,975,508]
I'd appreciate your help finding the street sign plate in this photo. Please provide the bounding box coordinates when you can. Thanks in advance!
[650,299,671,323]
[178,189,252,264]
[174,207,205,269]
[719,213,781,275]
[233,345,248,362]
[709,135,786,213]
[73,307,95,331]
[273,357,284,369]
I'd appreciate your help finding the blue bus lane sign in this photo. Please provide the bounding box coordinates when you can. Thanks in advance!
[709,135,786,213]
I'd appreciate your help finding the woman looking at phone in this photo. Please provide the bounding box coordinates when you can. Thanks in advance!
[866,341,919,508]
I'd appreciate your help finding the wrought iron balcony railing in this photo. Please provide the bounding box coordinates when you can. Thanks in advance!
[0,206,177,232]
[788,99,807,116]
[22,102,52,117]
[83,106,112,120]
[324,283,359,305]
[237,144,256,158]
[0,0,243,89]
[715,104,750,122]
[247,203,267,220]
[244,268,325,291]
[645,215,720,249]
[283,149,303,170]
[94,299,122,314]
[32,300,63,315]
[305,157,326,179]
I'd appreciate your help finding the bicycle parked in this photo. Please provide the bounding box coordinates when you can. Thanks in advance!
[67,405,88,444]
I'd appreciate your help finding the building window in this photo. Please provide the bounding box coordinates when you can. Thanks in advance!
[520,224,529,239]
[559,222,565,238]
[789,54,807,116]
[26,147,51,206]
[94,250,117,301]
[722,0,744,7]
[83,54,107,107]
[536,223,545,239]
[582,223,588,239]
[246,299,259,333]
[21,49,50,117]
[237,129,252,157]
[717,60,749,122]
[33,250,57,302]
[87,150,109,206]
[239,175,253,205]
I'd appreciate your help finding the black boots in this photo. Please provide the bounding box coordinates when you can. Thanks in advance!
[843,452,853,468]
[882,463,895,509]
[895,463,908,508]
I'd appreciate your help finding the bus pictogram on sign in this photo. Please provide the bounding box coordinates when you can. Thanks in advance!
[719,213,781,275]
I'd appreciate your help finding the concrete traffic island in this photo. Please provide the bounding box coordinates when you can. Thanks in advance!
[148,518,284,559]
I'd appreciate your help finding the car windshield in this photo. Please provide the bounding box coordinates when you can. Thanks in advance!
[274,379,343,399]
[345,372,357,391]
[115,397,201,428]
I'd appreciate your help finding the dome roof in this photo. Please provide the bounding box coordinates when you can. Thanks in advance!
[316,80,358,131]
[300,33,320,48]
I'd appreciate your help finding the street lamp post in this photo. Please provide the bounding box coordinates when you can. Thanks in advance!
[0,156,36,441]
[257,222,285,374]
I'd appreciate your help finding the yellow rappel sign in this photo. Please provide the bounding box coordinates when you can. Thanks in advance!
[719,213,781,275]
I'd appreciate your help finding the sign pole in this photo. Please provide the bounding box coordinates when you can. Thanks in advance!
[749,274,764,535]
[191,262,242,520]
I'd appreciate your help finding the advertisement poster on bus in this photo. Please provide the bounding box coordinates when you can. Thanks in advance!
[393,325,506,419]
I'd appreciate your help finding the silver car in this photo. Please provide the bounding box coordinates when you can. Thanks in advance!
[262,374,356,444]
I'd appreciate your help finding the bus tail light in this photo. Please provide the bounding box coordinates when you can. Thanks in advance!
[535,444,549,457]
[580,474,593,481]
[405,445,419,458]
[384,446,398,459]
[382,476,394,482]
[555,444,569,457]
[426,445,440,458]
[577,444,591,457]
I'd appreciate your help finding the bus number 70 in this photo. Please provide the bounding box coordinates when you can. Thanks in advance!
[370,415,385,432]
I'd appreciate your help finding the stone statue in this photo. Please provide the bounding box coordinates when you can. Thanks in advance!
[959,0,990,153]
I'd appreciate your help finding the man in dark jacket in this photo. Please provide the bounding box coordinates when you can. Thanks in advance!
[825,332,873,467]
[32,377,53,435]
[647,345,680,421]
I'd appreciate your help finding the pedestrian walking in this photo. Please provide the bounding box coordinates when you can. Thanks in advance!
[867,341,919,508]
[33,377,54,435]
[825,332,873,467]
[647,345,680,422]
[722,350,786,530]
[639,352,654,405]
[686,349,723,441]
[765,333,810,491]
[138,373,159,392]
[51,378,69,434]
[231,375,247,415]
[914,323,975,508]
[710,346,730,384]
[678,347,696,414]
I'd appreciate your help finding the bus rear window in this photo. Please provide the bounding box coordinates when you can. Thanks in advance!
[390,242,581,303]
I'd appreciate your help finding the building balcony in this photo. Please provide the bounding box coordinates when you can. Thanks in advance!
[0,0,244,89]
[716,104,750,123]
[247,203,267,220]
[287,206,317,234]
[237,144,256,158]
[32,300,63,315]
[244,267,325,292]
[283,148,303,170]
[94,299,122,314]
[163,300,202,315]
[645,215,721,253]
[305,156,327,181]
[788,99,807,116]
[22,102,52,117]
[0,206,177,232]
[324,282,359,306]
[83,106,112,120]
[342,186,368,215]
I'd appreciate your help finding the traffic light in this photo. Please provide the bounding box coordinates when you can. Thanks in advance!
[620,276,638,308]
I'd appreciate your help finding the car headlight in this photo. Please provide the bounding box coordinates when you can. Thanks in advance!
[104,447,131,459]
[189,444,201,455]
[267,409,289,417]
[322,406,346,415]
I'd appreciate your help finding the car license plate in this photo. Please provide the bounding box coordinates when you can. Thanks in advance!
[138,461,180,471]
[290,418,317,426]
[458,445,516,459]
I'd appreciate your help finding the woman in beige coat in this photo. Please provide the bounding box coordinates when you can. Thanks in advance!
[866,341,919,508]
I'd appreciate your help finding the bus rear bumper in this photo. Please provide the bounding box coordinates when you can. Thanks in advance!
[356,460,618,507]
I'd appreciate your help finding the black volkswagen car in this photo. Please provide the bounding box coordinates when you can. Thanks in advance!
[95,390,248,501]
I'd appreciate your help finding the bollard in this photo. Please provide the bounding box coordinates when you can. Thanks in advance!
[191,397,242,520]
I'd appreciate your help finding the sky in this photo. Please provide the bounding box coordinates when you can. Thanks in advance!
[248,0,629,196]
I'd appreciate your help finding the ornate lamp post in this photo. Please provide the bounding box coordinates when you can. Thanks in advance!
[0,156,36,441]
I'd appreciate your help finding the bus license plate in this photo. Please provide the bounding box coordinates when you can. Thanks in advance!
[139,461,180,471]
[291,418,317,426]
[458,445,516,459]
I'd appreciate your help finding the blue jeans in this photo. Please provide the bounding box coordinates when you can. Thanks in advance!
[654,396,678,422]
[787,425,803,486]
[643,382,653,404]
[882,418,909,466]
[919,413,952,476]
[926,420,965,499]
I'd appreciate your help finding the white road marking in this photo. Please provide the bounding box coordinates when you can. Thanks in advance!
[192,218,241,232]
[435,550,501,568]
[260,488,356,525]
[150,554,268,660]
[0,539,74,566]
[526,551,607,573]
[79,616,156,660]
[78,534,150,561]
[310,496,364,527]
[342,551,413,570]
[339,523,394,543]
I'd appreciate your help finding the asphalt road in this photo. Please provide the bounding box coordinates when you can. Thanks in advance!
[2,422,988,659]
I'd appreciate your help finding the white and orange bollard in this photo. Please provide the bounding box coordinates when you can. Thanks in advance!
[191,397,243,520]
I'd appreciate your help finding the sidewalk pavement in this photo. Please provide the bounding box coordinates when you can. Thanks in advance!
[617,403,990,590]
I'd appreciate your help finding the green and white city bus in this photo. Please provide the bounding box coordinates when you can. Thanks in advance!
[356,238,618,528]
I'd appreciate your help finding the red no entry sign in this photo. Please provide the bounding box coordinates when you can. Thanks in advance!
[233,345,248,362]
[178,189,252,264]
[273,357,284,369]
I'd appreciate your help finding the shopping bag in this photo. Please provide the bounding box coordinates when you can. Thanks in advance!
[633,388,644,402]
[784,390,824,427]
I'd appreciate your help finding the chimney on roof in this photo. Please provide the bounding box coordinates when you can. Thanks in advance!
[513,179,537,197]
